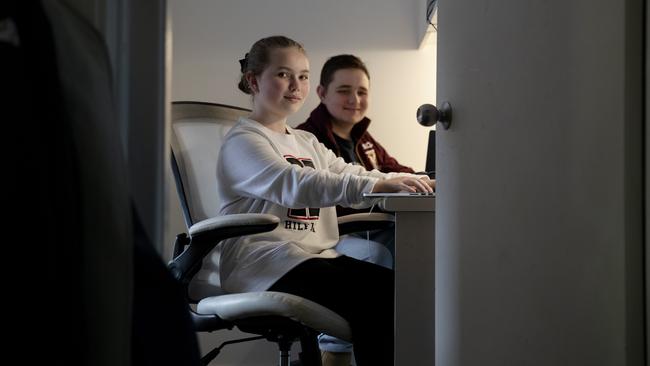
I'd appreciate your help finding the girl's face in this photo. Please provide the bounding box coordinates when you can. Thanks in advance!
[317,68,370,127]
[250,47,310,120]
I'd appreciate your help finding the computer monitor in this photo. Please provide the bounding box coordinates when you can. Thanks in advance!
[425,130,435,176]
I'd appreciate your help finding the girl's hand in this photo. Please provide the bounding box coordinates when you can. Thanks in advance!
[372,176,434,194]
[419,176,436,191]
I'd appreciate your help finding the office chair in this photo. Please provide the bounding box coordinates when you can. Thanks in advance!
[169,101,394,365]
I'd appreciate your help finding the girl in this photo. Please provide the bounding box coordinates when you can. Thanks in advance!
[216,36,434,366]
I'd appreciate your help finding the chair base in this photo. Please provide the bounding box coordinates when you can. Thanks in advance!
[200,316,322,366]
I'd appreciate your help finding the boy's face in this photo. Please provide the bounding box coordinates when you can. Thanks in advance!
[317,68,370,127]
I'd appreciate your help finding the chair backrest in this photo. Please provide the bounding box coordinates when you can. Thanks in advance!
[171,101,251,226]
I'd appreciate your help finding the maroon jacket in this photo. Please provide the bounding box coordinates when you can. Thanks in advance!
[296,103,415,174]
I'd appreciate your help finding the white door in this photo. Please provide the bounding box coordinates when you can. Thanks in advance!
[434,0,645,365]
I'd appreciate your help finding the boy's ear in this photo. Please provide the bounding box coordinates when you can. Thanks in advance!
[316,85,326,100]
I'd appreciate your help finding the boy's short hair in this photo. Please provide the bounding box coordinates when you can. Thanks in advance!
[320,54,370,88]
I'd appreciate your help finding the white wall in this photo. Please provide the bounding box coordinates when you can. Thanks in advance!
[170,0,436,171]
[168,1,436,364]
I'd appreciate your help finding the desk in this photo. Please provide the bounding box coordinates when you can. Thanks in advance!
[379,196,436,366]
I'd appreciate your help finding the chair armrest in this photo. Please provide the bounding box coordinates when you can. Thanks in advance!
[189,213,280,239]
[169,213,280,285]
[337,212,395,236]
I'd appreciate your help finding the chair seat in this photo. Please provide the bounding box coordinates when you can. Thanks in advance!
[197,291,352,342]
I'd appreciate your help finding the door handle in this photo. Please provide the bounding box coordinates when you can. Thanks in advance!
[417,101,452,130]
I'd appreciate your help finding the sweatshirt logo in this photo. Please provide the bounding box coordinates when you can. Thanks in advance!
[363,148,379,170]
[283,155,319,232]
[360,142,378,170]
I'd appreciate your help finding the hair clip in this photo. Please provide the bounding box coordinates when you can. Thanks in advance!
[239,53,249,72]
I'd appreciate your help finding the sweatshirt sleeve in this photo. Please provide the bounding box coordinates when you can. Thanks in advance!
[218,128,379,210]
[317,138,413,180]
[310,137,415,209]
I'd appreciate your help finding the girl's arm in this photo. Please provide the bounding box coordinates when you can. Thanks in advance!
[313,138,435,197]
[219,129,378,209]
[316,138,434,188]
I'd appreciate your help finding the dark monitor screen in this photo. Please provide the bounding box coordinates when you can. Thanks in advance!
[425,130,435,175]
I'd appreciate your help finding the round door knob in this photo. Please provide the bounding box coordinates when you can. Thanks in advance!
[417,101,452,130]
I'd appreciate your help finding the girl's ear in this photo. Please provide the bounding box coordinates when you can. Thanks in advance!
[316,85,326,101]
[245,72,259,94]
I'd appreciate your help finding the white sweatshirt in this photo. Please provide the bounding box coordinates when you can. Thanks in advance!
[209,117,395,293]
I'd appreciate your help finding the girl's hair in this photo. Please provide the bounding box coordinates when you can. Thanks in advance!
[238,36,306,94]
[319,54,370,89]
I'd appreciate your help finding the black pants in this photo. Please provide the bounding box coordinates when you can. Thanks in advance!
[268,255,394,366]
